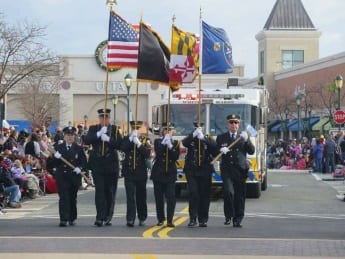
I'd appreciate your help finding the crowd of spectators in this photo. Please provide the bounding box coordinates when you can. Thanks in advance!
[0,125,87,213]
[267,133,345,176]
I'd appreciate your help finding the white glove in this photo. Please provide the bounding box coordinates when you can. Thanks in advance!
[133,136,141,147]
[101,134,110,142]
[161,137,167,145]
[54,151,62,159]
[97,126,108,138]
[240,131,248,142]
[167,140,173,149]
[197,131,204,140]
[73,167,81,174]
[131,130,138,138]
[220,147,230,154]
[192,128,199,138]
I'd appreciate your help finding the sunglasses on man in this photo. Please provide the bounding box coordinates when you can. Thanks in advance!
[228,121,239,124]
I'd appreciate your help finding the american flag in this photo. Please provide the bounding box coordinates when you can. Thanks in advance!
[107,11,139,68]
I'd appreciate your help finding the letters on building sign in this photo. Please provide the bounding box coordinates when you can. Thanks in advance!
[95,81,126,92]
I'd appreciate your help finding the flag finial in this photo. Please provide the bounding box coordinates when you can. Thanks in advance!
[106,0,117,7]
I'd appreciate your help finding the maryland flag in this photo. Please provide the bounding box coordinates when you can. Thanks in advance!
[169,25,199,84]
[137,22,171,86]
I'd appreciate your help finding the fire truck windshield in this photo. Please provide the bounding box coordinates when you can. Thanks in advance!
[169,103,255,136]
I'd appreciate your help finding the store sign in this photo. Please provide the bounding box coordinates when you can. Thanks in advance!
[95,81,127,92]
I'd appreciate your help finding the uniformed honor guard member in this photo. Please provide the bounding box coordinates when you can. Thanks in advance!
[216,114,255,228]
[150,122,180,227]
[84,108,123,227]
[53,126,87,227]
[182,121,218,227]
[121,121,151,227]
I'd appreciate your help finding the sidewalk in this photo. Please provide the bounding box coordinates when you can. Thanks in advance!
[0,192,59,219]
[269,169,345,201]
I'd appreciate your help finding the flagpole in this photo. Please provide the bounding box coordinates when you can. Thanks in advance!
[197,6,203,166]
[102,1,117,156]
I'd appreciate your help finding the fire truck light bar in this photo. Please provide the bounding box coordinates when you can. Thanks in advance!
[172,93,245,100]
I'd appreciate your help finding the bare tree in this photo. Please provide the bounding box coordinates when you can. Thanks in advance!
[315,81,338,117]
[0,15,60,99]
[13,72,65,129]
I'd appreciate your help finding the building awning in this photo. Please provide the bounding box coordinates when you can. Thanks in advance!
[270,117,320,133]
[312,117,332,132]
[268,120,282,132]
[7,120,58,134]
[288,117,320,132]
[270,122,283,132]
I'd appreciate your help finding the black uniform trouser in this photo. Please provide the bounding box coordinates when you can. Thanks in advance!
[187,175,212,223]
[153,180,176,223]
[93,172,118,222]
[124,178,147,223]
[222,168,246,224]
[56,173,80,222]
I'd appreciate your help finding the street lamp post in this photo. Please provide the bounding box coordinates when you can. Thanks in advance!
[307,104,312,139]
[284,108,289,141]
[296,95,302,140]
[335,74,343,131]
[111,95,119,125]
[124,73,133,134]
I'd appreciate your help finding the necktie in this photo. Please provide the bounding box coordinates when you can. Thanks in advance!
[67,145,71,150]
[232,133,235,140]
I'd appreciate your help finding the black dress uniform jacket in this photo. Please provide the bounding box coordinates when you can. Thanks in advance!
[182,133,218,177]
[53,142,87,223]
[216,132,255,225]
[84,124,123,224]
[150,138,180,182]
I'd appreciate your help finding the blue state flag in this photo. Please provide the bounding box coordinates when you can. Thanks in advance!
[202,21,233,74]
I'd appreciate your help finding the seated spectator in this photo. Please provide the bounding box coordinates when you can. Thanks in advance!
[9,158,29,194]
[0,157,21,208]
[14,159,40,199]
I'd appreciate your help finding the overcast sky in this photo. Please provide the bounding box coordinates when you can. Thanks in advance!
[2,0,345,78]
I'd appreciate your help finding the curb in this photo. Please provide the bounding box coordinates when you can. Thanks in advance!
[322,177,345,181]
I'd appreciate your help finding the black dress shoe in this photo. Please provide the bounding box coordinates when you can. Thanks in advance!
[156,221,164,226]
[104,218,112,226]
[126,221,134,227]
[139,220,146,226]
[94,220,103,227]
[166,222,175,228]
[224,218,231,225]
[187,219,197,227]
[68,221,76,226]
[59,221,67,227]
[199,222,207,227]
[233,222,242,228]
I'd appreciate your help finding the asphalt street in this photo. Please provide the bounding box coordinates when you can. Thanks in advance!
[1,170,345,259]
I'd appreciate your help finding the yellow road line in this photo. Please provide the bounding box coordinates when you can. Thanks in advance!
[142,206,190,238]
[157,216,189,238]
[142,222,166,238]
[180,205,189,213]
